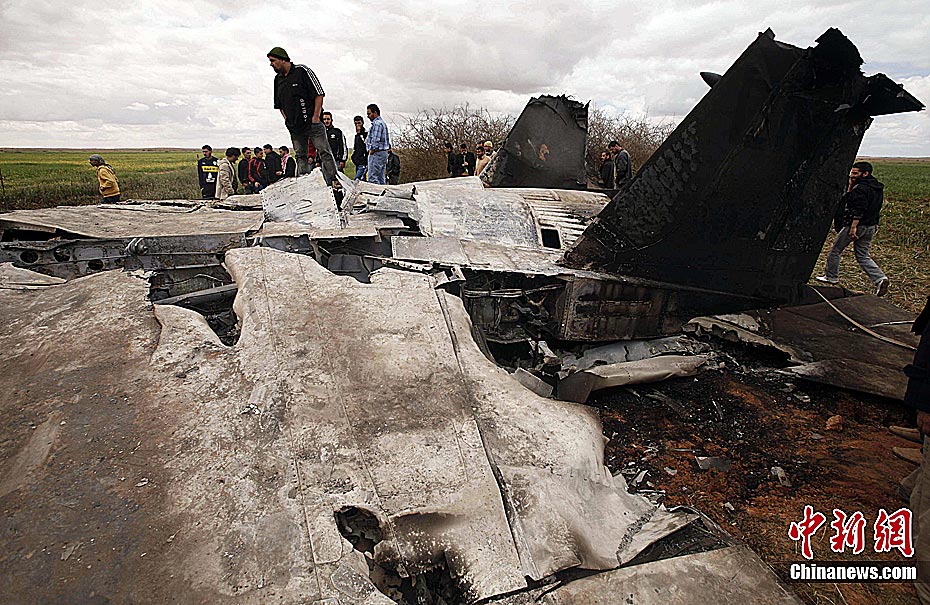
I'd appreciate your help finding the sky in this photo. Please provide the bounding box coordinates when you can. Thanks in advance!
[0,0,927,156]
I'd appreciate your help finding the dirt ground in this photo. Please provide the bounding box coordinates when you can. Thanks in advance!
[594,345,921,605]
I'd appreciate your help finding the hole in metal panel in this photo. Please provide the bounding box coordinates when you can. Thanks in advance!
[19,250,39,264]
[540,228,561,249]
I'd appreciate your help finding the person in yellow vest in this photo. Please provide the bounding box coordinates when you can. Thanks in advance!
[88,154,120,203]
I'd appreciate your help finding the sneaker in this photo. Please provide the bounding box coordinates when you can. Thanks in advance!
[876,278,889,297]
[814,276,839,284]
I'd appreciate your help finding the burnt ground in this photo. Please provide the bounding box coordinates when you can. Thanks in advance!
[592,343,920,605]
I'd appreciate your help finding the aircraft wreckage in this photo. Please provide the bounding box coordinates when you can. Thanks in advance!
[0,28,924,604]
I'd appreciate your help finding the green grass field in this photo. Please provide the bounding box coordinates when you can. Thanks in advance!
[1,149,927,312]
[0,149,358,210]
[0,149,203,209]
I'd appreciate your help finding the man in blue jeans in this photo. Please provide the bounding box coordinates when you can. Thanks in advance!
[267,47,339,188]
[816,161,889,296]
[365,104,390,185]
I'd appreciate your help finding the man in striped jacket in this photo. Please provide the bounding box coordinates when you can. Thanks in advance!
[267,47,339,188]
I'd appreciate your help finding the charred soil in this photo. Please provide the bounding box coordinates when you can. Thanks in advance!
[594,347,920,605]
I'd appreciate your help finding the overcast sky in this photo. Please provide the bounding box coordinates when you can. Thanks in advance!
[0,0,927,156]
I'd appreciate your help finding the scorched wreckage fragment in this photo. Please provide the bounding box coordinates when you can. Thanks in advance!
[0,28,923,605]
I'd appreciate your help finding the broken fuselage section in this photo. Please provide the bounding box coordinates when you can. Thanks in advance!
[0,26,924,605]
[2,33,922,349]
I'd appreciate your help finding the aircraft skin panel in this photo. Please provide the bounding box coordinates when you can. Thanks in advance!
[0,248,712,603]
[225,248,528,601]
[0,204,264,239]
[492,546,803,605]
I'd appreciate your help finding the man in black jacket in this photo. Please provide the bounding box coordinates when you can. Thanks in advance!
[444,143,461,177]
[351,116,368,181]
[386,151,401,185]
[599,150,614,188]
[263,144,283,184]
[280,146,297,178]
[461,143,476,176]
[268,47,338,187]
[238,147,255,193]
[816,161,889,296]
[322,112,348,172]
[197,145,218,199]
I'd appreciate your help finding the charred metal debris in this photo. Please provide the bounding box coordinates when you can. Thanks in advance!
[0,28,924,605]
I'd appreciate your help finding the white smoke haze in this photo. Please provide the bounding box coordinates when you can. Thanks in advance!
[0,0,926,155]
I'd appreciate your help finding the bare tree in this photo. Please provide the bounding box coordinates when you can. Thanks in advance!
[388,103,674,184]
[586,106,676,175]
[392,105,516,182]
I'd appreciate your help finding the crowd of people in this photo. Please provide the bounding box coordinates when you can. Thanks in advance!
[192,46,401,201]
[445,141,494,177]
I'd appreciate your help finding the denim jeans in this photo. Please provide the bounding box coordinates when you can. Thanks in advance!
[291,122,337,185]
[367,150,388,185]
[824,224,886,284]
[354,164,368,182]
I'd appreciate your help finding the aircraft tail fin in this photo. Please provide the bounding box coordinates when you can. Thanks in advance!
[481,95,589,190]
[562,28,923,304]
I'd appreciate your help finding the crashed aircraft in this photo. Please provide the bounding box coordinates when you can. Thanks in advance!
[0,28,924,604]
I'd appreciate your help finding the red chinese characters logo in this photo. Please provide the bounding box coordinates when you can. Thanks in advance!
[788,506,914,559]
[788,505,827,560]
[830,509,867,555]
[874,508,914,557]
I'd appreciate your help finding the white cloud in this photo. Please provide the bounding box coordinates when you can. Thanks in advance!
[0,0,926,155]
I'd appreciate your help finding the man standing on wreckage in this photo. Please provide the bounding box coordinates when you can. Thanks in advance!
[267,46,341,190]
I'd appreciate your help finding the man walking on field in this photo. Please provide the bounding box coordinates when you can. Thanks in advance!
[816,161,890,296]
[88,154,120,203]
[267,47,339,188]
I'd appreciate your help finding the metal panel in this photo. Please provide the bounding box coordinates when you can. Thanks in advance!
[536,546,803,605]
[559,276,670,341]
[260,169,341,227]
[391,236,469,266]
[0,204,264,238]
[0,249,705,603]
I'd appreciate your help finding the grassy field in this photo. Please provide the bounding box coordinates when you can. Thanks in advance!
[0,149,358,210]
[0,149,204,209]
[1,149,926,312]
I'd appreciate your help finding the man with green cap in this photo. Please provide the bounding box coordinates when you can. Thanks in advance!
[267,47,339,188]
